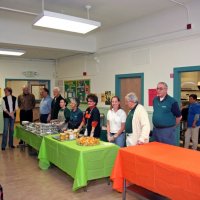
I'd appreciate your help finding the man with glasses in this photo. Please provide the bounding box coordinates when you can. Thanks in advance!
[152,82,182,145]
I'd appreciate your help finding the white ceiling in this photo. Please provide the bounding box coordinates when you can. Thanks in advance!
[0,0,194,60]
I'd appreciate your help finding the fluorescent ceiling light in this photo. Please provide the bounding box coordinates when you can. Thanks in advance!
[33,10,101,34]
[0,49,25,56]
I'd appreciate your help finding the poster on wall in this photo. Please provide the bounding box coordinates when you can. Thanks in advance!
[64,79,90,103]
[105,91,111,105]
[101,93,105,103]
[64,80,76,99]
[148,89,157,106]
[77,79,90,102]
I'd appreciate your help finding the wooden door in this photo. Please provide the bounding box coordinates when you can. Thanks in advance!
[120,77,141,114]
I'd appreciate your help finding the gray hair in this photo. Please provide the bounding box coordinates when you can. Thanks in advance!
[157,82,168,89]
[125,92,138,103]
[53,87,60,93]
[70,97,80,107]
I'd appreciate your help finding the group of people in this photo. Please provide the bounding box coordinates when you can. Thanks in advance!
[106,82,181,148]
[2,81,199,151]
[1,85,36,150]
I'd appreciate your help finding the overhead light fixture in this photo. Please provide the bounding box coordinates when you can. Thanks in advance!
[33,10,101,34]
[0,49,25,56]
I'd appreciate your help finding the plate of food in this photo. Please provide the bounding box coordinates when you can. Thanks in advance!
[76,137,100,146]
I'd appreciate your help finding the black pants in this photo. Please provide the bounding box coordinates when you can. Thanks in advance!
[19,109,33,144]
[40,114,48,123]
[20,109,33,124]
[0,184,3,200]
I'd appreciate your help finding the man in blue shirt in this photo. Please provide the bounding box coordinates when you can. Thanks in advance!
[152,82,182,145]
[184,94,200,150]
[39,88,52,123]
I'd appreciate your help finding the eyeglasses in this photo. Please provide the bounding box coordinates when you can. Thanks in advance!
[87,100,94,103]
[156,87,166,90]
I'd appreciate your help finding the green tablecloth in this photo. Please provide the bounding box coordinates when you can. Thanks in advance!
[14,125,43,151]
[38,135,119,191]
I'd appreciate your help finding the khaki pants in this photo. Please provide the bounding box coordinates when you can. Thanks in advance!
[184,126,200,150]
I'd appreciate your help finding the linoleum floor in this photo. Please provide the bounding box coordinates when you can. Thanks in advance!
[0,136,138,200]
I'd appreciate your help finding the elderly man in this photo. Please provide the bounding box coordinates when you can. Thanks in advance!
[125,92,150,146]
[18,85,35,145]
[152,82,182,145]
[18,85,35,123]
[50,87,64,120]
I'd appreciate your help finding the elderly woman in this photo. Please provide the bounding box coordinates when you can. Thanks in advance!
[68,97,83,130]
[125,92,150,146]
[78,94,101,138]
[107,96,126,147]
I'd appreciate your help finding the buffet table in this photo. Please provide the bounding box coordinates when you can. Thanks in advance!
[111,142,200,200]
[38,135,119,191]
[14,125,43,151]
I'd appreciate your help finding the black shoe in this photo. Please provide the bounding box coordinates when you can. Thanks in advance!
[10,145,15,149]
[19,140,24,145]
[1,148,5,151]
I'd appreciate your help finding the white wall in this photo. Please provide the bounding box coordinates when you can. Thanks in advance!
[56,0,200,111]
[0,58,56,99]
[56,35,200,111]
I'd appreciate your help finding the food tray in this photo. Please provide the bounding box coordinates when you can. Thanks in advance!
[52,135,75,142]
[76,137,100,146]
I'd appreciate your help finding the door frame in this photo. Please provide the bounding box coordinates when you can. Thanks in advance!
[115,73,144,105]
[174,66,200,104]
[174,65,200,145]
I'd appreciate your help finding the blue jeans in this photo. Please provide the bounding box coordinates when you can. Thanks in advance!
[1,117,15,148]
[152,127,176,145]
[110,132,125,147]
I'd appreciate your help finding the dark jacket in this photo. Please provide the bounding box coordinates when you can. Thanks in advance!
[3,96,17,118]
[51,95,64,120]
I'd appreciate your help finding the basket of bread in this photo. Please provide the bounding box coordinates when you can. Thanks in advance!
[76,136,100,146]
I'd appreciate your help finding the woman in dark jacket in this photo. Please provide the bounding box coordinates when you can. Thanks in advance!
[78,94,101,138]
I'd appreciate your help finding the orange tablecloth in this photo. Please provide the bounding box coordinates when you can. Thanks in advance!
[111,142,200,200]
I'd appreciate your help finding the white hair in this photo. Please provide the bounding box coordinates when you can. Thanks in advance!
[157,82,168,89]
[53,87,60,93]
[125,92,138,103]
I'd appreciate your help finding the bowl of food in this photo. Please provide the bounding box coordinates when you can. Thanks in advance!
[22,121,29,126]
[76,137,100,146]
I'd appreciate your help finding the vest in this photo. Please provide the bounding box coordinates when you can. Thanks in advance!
[3,96,17,118]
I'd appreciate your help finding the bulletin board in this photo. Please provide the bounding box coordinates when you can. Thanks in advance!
[64,79,90,103]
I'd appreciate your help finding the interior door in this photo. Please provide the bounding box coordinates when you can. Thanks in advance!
[120,77,142,114]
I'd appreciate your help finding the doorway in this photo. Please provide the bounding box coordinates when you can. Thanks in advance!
[174,66,200,145]
[115,73,144,113]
